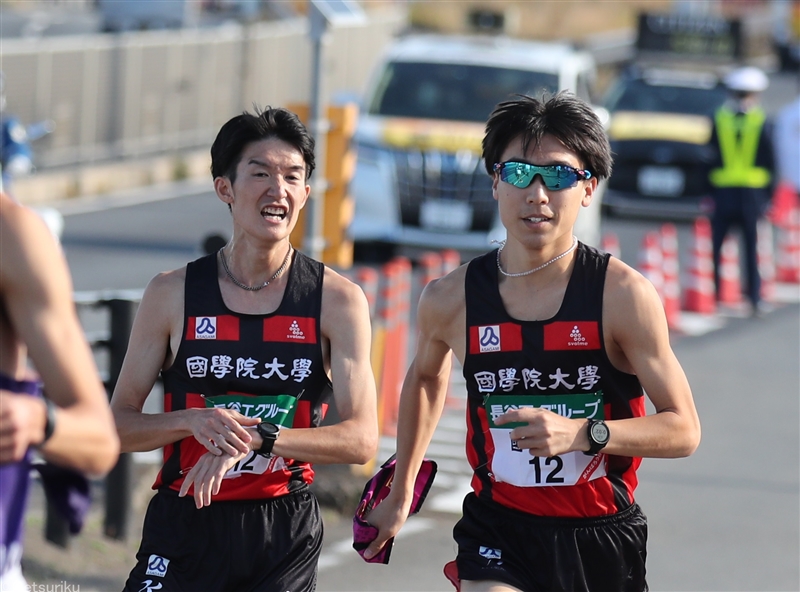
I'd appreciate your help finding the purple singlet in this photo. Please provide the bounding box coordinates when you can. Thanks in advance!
[0,372,40,577]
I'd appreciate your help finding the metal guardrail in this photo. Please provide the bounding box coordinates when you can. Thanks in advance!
[44,292,144,545]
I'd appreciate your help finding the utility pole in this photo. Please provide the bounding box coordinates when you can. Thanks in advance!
[305,0,365,260]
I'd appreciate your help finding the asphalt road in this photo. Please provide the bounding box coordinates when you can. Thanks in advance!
[47,184,799,591]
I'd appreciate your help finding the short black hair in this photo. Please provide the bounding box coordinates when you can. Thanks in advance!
[482,92,612,180]
[210,106,316,183]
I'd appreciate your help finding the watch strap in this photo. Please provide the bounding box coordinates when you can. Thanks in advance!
[256,422,278,457]
[40,398,57,446]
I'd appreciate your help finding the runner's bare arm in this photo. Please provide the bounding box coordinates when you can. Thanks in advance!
[363,270,464,559]
[498,258,700,458]
[110,271,256,456]
[599,259,700,457]
[246,269,378,465]
[0,196,119,474]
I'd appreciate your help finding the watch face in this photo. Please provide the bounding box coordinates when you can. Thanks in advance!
[258,422,280,439]
[591,422,609,443]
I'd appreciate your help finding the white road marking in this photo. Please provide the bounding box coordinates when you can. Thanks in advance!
[318,517,435,571]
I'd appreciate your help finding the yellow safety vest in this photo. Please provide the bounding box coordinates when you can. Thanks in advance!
[709,106,771,188]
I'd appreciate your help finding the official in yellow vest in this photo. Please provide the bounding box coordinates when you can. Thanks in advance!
[708,66,776,316]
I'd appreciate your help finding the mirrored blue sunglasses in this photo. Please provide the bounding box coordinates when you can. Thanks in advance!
[493,161,592,191]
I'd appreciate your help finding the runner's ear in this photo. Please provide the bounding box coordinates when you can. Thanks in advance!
[214,176,235,206]
[580,176,598,208]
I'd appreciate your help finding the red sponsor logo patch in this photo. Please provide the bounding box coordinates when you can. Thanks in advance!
[186,316,240,340]
[543,321,600,350]
[263,316,317,344]
[469,323,523,354]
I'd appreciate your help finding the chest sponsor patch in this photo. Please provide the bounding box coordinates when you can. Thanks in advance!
[469,323,522,354]
[186,315,240,341]
[543,321,600,350]
[146,554,170,578]
[204,393,298,426]
[263,315,317,344]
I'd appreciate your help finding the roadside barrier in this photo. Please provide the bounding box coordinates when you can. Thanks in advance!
[377,257,412,436]
[638,231,664,304]
[683,217,716,314]
[42,294,143,547]
[356,267,379,319]
[601,232,621,259]
[661,223,681,330]
[719,236,743,305]
[419,251,443,289]
[441,249,461,275]
[776,206,800,284]
[757,219,776,301]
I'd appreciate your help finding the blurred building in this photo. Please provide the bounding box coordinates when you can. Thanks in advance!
[405,0,786,66]
[405,0,673,42]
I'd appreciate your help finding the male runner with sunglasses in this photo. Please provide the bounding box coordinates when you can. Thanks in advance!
[363,92,701,591]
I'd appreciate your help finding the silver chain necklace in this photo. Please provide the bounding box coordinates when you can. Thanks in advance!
[220,245,293,292]
[496,236,578,278]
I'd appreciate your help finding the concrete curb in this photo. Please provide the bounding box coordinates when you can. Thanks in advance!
[11,149,211,206]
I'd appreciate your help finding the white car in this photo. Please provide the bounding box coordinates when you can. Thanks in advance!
[349,34,605,259]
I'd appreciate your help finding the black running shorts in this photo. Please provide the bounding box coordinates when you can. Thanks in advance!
[123,488,322,592]
[453,493,648,592]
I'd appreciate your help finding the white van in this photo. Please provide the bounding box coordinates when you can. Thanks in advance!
[349,34,604,259]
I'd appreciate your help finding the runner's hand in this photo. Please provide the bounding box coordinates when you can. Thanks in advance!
[178,449,245,508]
[0,391,45,463]
[496,406,585,458]
[189,407,259,457]
[362,492,412,560]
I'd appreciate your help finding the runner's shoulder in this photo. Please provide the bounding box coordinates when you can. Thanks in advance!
[321,265,370,312]
[143,266,188,304]
[418,264,467,324]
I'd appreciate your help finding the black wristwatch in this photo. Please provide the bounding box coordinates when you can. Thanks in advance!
[584,419,609,456]
[39,398,57,447]
[255,422,280,457]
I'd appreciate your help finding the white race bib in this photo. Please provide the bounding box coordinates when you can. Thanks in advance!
[484,393,606,487]
[224,449,289,479]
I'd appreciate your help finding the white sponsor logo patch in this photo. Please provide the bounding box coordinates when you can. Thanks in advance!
[145,554,170,578]
[195,316,217,339]
[477,325,501,353]
[479,546,502,560]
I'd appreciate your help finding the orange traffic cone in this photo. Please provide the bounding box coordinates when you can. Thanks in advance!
[683,217,716,314]
[769,181,800,228]
[419,252,443,289]
[661,223,681,330]
[757,219,776,301]
[718,235,742,304]
[601,232,621,259]
[776,207,800,284]
[440,249,461,275]
[638,231,664,304]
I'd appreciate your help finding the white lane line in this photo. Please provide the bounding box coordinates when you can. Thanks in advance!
[318,517,435,571]
[428,478,472,514]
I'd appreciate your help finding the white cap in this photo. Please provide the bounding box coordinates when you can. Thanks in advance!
[723,66,769,93]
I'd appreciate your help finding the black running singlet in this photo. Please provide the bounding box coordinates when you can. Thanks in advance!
[153,250,332,500]
[463,243,645,517]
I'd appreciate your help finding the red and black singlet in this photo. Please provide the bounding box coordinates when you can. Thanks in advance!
[153,250,332,500]
[462,242,645,518]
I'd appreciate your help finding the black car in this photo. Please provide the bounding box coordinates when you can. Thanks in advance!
[602,68,729,218]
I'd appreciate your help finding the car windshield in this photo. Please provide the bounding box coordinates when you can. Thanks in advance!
[605,79,728,116]
[367,61,559,122]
